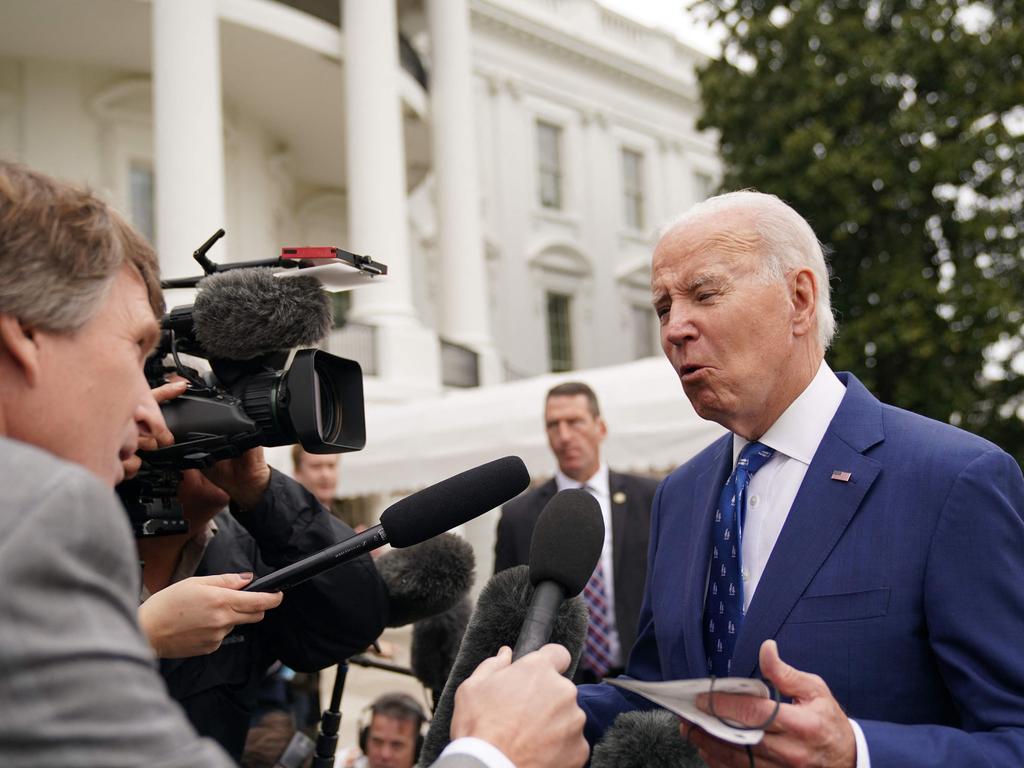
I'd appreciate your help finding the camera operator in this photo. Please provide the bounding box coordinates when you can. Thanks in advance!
[134,395,389,761]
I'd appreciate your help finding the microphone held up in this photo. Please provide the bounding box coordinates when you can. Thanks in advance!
[245,456,528,592]
[591,710,704,768]
[417,565,588,766]
[376,533,475,627]
[513,488,604,660]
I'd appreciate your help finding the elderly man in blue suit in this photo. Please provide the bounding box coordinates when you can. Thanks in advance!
[578,190,1024,767]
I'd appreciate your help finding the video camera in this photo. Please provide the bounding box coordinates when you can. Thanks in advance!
[117,230,387,537]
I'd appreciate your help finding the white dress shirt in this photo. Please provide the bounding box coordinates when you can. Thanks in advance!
[437,737,515,768]
[733,361,845,613]
[555,463,622,667]
[728,360,870,768]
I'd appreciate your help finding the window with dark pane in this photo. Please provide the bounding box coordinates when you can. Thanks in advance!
[546,291,573,372]
[537,121,563,210]
[622,148,644,230]
[632,304,656,359]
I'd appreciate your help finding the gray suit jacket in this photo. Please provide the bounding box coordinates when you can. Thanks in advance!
[0,437,233,767]
[494,470,659,661]
[431,755,487,767]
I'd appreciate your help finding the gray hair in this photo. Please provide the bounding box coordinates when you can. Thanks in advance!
[660,191,836,350]
[0,160,163,333]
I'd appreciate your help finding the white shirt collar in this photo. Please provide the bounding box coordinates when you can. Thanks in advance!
[733,360,846,466]
[555,462,610,497]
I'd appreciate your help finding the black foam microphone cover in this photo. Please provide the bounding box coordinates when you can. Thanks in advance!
[410,596,472,696]
[381,456,529,548]
[192,268,332,360]
[375,533,475,627]
[416,566,587,766]
[528,487,604,593]
[244,457,527,594]
[511,488,604,660]
[591,710,705,768]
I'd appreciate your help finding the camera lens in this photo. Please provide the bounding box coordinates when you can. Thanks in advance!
[313,365,341,441]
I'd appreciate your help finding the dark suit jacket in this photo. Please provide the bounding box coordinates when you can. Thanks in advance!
[579,373,1024,765]
[494,470,659,660]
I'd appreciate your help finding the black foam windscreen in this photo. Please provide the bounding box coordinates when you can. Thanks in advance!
[410,596,472,695]
[591,710,704,768]
[375,533,475,627]
[192,268,331,360]
[528,488,604,595]
[381,456,529,548]
[416,565,587,766]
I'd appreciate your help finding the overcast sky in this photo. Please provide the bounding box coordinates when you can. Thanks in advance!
[597,0,722,56]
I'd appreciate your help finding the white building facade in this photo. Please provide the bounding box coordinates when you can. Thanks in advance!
[0,0,719,403]
[1,0,725,734]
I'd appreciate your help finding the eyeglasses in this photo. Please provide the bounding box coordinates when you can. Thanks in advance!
[705,675,782,768]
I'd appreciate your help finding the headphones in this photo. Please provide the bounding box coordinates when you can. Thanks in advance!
[358,693,428,763]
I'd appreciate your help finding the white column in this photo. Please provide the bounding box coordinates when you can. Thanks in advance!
[426,0,500,384]
[152,0,226,282]
[342,0,440,396]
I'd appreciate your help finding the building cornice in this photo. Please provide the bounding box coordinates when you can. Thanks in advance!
[470,0,706,104]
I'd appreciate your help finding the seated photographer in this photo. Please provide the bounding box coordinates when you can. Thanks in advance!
[134,384,389,761]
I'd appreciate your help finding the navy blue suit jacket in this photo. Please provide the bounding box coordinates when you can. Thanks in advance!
[579,373,1024,766]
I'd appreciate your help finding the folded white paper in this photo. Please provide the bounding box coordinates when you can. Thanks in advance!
[606,677,772,746]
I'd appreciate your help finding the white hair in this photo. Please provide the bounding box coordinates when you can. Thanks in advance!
[660,190,836,350]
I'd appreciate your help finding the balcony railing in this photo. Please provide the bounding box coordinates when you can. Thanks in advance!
[275,1,429,89]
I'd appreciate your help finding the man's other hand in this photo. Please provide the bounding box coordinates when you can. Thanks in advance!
[686,640,856,768]
[202,446,271,511]
[137,572,283,658]
[451,644,589,768]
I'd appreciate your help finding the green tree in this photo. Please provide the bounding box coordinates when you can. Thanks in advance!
[695,0,1024,464]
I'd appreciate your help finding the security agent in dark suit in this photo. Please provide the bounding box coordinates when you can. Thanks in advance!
[494,382,659,682]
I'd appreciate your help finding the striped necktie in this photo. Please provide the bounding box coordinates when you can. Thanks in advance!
[579,484,614,678]
[702,441,775,677]
[581,558,614,677]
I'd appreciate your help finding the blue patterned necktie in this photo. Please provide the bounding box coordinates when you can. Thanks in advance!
[703,441,775,677]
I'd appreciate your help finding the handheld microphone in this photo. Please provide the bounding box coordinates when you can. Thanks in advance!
[513,488,604,660]
[417,569,589,765]
[245,456,528,592]
[591,710,703,768]
[190,269,331,360]
[376,533,475,627]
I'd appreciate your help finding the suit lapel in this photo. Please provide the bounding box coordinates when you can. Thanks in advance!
[678,438,733,679]
[609,472,628,586]
[531,479,557,540]
[731,374,884,676]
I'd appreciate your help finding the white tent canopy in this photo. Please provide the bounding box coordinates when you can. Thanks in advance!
[277,357,725,498]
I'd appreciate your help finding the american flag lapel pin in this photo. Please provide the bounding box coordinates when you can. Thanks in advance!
[831,470,852,482]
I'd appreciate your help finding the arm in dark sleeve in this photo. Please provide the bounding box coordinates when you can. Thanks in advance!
[231,467,388,671]
[494,503,517,574]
